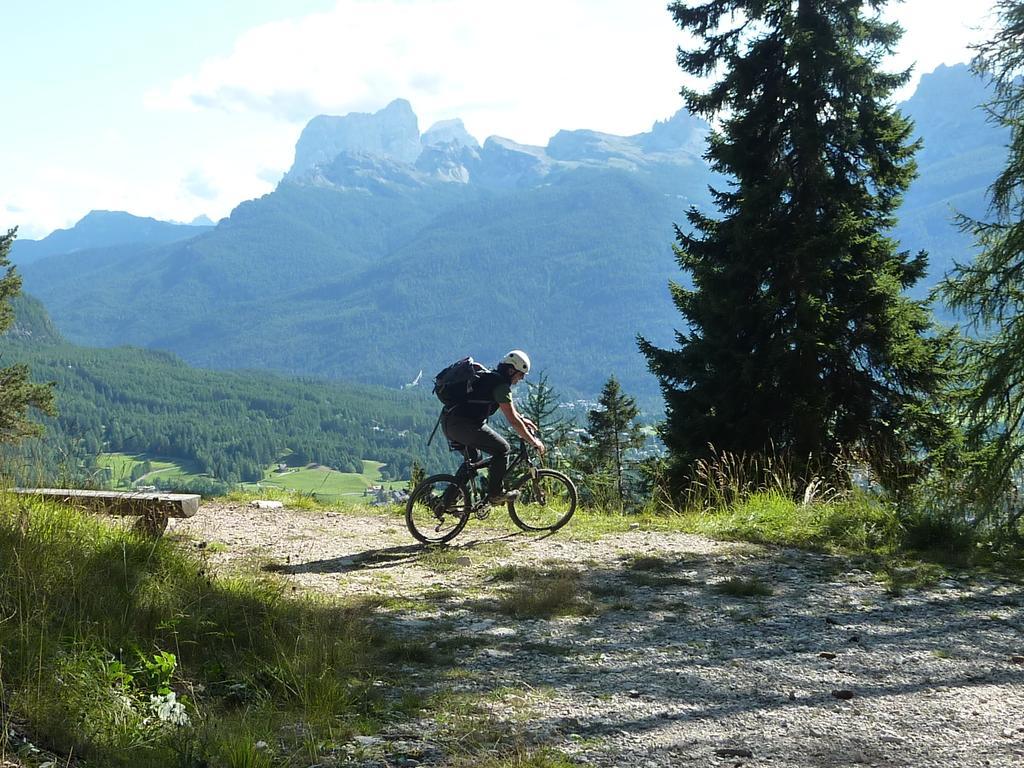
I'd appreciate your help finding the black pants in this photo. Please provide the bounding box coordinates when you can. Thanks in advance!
[442,412,510,497]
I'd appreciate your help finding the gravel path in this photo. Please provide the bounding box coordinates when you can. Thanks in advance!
[174,502,1024,768]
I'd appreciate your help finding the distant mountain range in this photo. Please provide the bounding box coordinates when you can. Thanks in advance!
[12,63,1006,399]
[10,210,212,266]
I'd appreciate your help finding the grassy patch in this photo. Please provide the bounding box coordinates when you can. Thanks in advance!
[624,553,674,572]
[468,747,581,767]
[240,459,405,501]
[714,576,774,597]
[427,688,573,768]
[678,490,901,554]
[429,689,518,753]
[618,552,695,588]
[488,564,532,582]
[558,508,686,540]
[653,598,692,614]
[418,547,468,572]
[224,486,325,510]
[624,571,693,588]
[424,586,459,602]
[0,493,419,766]
[586,580,629,598]
[379,637,439,665]
[880,560,947,596]
[520,641,577,656]
[494,566,594,619]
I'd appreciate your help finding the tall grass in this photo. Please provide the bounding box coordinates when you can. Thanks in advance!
[679,490,901,554]
[683,444,858,512]
[0,492,398,766]
[661,446,1022,567]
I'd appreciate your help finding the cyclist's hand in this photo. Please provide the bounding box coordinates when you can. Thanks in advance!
[532,437,546,455]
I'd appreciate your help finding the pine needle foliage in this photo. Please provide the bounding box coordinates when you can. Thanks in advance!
[0,228,55,443]
[583,376,646,505]
[939,0,1024,528]
[639,0,954,494]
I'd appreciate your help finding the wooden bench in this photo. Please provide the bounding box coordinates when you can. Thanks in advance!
[13,488,200,535]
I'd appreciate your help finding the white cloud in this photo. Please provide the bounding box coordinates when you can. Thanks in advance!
[146,0,690,146]
[145,0,998,148]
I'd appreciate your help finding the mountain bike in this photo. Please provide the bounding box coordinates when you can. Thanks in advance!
[405,438,577,544]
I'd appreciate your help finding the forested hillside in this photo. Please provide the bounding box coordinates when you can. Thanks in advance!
[3,296,452,486]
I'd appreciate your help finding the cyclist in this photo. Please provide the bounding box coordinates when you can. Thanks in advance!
[441,349,546,504]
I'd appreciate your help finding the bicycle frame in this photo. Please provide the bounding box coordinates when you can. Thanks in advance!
[453,439,537,510]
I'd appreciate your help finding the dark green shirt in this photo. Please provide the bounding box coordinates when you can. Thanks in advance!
[492,380,512,406]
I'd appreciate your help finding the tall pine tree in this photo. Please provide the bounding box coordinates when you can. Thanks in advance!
[639,0,951,491]
[939,1,1024,520]
[0,228,56,443]
[518,372,575,465]
[584,376,646,505]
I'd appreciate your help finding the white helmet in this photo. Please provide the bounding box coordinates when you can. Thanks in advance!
[501,349,531,375]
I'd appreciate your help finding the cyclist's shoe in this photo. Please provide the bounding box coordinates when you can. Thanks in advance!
[487,490,519,506]
[426,492,450,514]
[438,487,458,508]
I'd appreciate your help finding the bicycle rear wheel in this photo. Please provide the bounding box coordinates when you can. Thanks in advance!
[509,468,577,532]
[405,474,471,544]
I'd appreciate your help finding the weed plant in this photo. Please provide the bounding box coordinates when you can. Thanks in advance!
[494,566,592,619]
[714,576,774,598]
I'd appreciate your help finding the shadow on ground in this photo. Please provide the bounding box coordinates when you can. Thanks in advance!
[256,523,1024,767]
[263,531,524,574]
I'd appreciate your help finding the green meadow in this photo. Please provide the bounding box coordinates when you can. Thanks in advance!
[95,453,207,489]
[241,459,405,499]
[97,453,405,499]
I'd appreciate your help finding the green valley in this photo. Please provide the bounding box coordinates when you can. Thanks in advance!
[241,459,405,499]
[3,296,455,490]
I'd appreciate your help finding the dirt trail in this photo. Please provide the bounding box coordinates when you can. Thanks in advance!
[174,502,1024,768]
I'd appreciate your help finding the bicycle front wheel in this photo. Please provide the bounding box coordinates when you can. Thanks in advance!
[405,474,471,544]
[509,468,577,532]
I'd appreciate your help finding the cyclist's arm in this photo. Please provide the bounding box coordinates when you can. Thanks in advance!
[499,402,545,454]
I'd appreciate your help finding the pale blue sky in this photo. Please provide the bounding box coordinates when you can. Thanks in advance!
[2,1,997,239]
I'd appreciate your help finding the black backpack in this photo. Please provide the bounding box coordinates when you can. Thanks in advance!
[433,357,490,407]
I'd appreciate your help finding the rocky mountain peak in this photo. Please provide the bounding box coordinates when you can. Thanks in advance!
[286,99,713,189]
[639,108,708,154]
[287,99,421,179]
[422,118,479,150]
[902,63,1001,164]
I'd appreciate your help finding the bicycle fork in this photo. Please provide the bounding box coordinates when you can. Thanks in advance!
[527,466,547,505]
